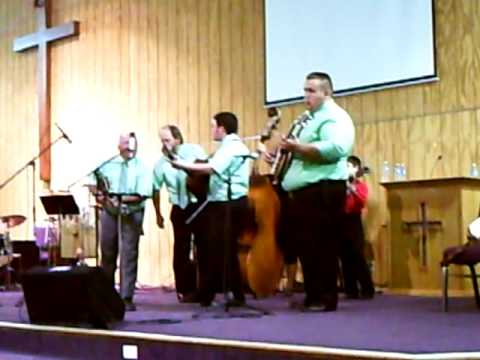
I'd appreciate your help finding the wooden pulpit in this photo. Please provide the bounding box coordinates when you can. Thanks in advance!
[382,177,480,295]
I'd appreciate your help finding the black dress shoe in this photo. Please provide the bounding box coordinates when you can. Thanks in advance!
[200,300,221,308]
[123,299,137,312]
[301,303,337,312]
[178,293,200,303]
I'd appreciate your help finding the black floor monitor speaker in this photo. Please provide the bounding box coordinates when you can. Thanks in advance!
[22,266,125,328]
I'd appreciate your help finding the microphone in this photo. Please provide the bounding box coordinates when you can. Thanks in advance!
[55,123,72,143]
[128,132,137,152]
[429,154,443,177]
[125,132,137,159]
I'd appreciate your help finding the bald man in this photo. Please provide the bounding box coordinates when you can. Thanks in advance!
[94,133,152,311]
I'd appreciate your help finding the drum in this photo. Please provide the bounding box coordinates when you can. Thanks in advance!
[0,232,12,256]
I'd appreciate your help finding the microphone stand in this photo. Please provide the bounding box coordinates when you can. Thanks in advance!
[193,154,269,319]
[109,190,181,324]
[111,193,126,299]
[0,134,69,237]
[429,155,443,178]
[0,134,68,191]
[67,152,119,190]
[31,160,36,226]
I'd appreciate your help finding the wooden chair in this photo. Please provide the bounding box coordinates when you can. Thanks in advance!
[441,218,480,312]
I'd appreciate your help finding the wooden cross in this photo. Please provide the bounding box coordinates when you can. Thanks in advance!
[403,202,442,267]
[13,0,79,182]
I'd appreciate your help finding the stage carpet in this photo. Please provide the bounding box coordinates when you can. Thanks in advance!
[0,287,479,359]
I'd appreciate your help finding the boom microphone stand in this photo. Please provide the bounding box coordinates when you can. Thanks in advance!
[0,133,69,306]
[0,133,70,235]
[67,152,119,190]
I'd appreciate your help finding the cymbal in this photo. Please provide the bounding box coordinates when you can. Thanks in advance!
[1,214,26,228]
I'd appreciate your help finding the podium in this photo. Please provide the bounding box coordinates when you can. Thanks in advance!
[382,177,480,294]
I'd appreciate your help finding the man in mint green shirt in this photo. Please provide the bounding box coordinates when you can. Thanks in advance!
[95,132,152,311]
[276,72,354,312]
[153,125,206,303]
[171,112,251,307]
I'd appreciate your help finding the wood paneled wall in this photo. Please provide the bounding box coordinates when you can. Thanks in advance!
[1,0,479,287]
[341,0,480,285]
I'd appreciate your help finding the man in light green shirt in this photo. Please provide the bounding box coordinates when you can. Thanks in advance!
[95,132,152,311]
[171,112,251,307]
[153,125,206,303]
[276,72,354,312]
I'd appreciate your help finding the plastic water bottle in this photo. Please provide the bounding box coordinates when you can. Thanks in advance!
[400,163,407,180]
[394,163,402,181]
[470,163,479,177]
[381,161,391,182]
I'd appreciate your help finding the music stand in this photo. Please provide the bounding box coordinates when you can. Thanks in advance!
[40,194,80,267]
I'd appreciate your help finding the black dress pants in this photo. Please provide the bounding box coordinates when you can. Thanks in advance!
[282,181,346,308]
[194,196,249,305]
[170,204,198,296]
[339,213,374,298]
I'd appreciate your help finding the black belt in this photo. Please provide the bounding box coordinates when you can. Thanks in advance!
[285,180,346,199]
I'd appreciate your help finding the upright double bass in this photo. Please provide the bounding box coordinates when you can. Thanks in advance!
[238,108,285,297]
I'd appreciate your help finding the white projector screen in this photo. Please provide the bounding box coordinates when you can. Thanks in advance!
[264,0,436,106]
